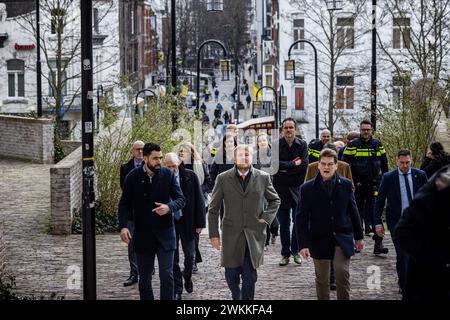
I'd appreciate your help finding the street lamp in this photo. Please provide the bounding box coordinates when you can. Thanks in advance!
[254,86,279,129]
[135,88,156,118]
[285,39,319,138]
[252,100,262,118]
[196,39,228,111]
[36,0,42,117]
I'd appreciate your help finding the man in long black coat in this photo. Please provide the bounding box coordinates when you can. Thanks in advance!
[119,140,144,286]
[296,148,364,300]
[164,153,205,300]
[118,143,185,300]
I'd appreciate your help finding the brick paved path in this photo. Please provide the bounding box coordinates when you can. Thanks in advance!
[0,158,400,300]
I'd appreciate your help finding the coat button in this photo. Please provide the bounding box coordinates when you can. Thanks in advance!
[144,193,147,196]
[446,263,450,268]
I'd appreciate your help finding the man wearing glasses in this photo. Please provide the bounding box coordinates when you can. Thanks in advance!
[296,148,364,300]
[120,140,145,287]
[343,120,389,255]
[118,143,185,300]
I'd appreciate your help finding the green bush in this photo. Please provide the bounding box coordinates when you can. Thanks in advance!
[91,95,196,232]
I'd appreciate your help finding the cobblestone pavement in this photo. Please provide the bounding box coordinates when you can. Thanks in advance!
[0,158,400,300]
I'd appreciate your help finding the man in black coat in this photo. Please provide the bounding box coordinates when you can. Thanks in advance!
[119,140,144,286]
[296,148,364,300]
[118,143,185,300]
[393,164,450,301]
[164,153,205,300]
[273,118,309,266]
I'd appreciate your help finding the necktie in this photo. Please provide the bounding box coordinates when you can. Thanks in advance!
[403,173,413,205]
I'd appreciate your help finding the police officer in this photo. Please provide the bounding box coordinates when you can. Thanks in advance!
[308,129,331,163]
[343,120,389,255]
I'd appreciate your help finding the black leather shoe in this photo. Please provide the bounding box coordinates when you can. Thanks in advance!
[175,293,182,300]
[184,279,193,293]
[192,264,198,274]
[330,281,337,291]
[123,275,138,287]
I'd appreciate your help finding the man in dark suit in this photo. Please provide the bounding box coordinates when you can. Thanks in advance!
[393,164,450,301]
[374,149,428,294]
[119,140,144,287]
[296,148,364,300]
[164,153,205,300]
[118,143,185,300]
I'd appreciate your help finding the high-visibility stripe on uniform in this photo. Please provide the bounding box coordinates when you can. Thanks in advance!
[343,147,357,155]
[308,148,321,159]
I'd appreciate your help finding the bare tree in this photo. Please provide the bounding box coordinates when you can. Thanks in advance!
[18,0,119,161]
[376,0,450,161]
[291,0,369,135]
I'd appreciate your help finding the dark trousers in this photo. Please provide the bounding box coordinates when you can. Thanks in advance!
[174,223,196,294]
[224,245,257,300]
[394,243,409,292]
[354,185,375,231]
[127,221,138,277]
[265,217,279,246]
[194,232,202,263]
[277,205,299,257]
[136,248,175,300]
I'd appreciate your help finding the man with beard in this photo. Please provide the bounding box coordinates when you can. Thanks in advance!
[118,143,185,300]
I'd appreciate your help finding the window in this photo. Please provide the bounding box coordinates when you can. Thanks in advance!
[51,8,66,34]
[393,17,410,49]
[295,76,305,110]
[7,59,25,97]
[392,74,410,106]
[336,76,354,109]
[337,17,354,49]
[93,8,99,33]
[150,16,156,31]
[264,64,273,87]
[293,18,305,50]
[48,59,68,97]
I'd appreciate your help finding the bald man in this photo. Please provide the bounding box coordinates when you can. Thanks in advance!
[164,153,205,300]
[120,140,145,287]
[308,129,332,163]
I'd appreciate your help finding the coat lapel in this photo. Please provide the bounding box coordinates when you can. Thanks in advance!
[393,170,401,201]
[411,168,421,193]
[227,170,243,195]
[243,169,258,196]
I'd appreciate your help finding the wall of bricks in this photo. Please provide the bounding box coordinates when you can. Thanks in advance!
[0,115,54,164]
[0,219,5,279]
[61,140,82,156]
[50,147,82,235]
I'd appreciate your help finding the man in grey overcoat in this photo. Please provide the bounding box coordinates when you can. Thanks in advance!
[208,144,281,300]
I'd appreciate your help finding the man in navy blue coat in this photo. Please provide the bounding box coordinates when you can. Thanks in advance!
[374,149,428,294]
[296,148,364,300]
[118,143,185,300]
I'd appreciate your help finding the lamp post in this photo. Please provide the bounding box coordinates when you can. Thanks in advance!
[279,85,287,127]
[80,0,96,300]
[135,88,157,118]
[36,0,42,117]
[285,39,319,138]
[196,39,228,111]
[254,85,279,129]
[170,0,176,92]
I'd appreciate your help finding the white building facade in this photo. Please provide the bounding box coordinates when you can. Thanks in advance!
[0,1,121,140]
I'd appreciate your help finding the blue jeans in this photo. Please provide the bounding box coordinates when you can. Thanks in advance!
[277,206,299,257]
[224,245,257,300]
[136,248,175,300]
